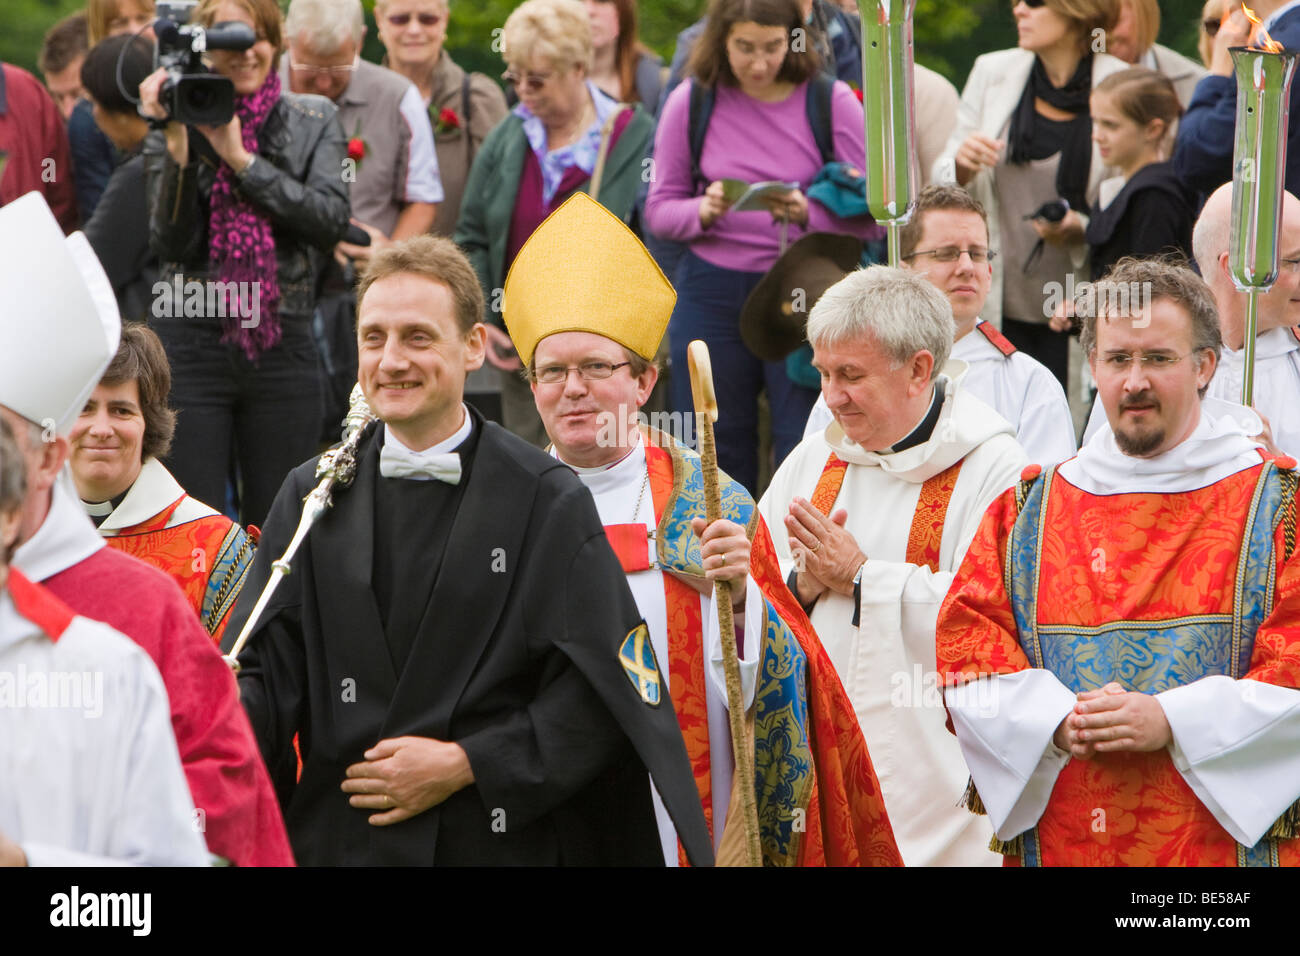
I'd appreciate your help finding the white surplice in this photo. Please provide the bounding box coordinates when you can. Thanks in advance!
[0,583,210,866]
[761,379,1028,865]
[805,328,1078,468]
[557,436,763,866]
[946,413,1300,849]
[1208,326,1300,458]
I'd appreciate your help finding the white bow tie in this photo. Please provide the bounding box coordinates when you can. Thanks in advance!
[379,443,462,484]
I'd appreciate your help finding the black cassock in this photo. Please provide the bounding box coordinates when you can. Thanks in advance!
[224,408,712,865]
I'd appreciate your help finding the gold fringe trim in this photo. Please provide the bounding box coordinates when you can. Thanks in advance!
[987,832,1019,858]
[989,833,1024,857]
[961,778,1024,857]
[1266,798,1300,841]
[960,777,986,815]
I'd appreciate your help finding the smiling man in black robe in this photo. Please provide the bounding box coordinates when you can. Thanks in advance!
[224,235,711,866]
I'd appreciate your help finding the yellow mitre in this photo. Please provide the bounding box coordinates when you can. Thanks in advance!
[503,192,675,365]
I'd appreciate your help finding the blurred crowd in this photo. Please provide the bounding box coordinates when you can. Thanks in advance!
[4,0,1282,523]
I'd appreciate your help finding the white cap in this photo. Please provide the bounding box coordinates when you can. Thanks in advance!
[0,192,121,435]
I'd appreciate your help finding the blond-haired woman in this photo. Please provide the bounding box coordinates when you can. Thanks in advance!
[935,0,1127,393]
[374,0,508,236]
[1105,0,1205,107]
[455,0,655,446]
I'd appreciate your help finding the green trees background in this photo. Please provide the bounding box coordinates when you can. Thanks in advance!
[6,0,1211,94]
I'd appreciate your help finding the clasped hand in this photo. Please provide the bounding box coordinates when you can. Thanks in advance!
[341,736,474,826]
[1053,682,1172,759]
[784,496,865,604]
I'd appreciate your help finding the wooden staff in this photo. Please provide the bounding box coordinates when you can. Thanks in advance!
[687,339,762,868]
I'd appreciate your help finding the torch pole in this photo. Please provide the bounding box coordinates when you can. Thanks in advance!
[1228,45,1299,407]
[1244,291,1260,407]
[859,0,918,265]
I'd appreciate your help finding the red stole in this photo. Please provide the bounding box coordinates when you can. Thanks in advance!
[810,453,964,572]
[603,443,713,866]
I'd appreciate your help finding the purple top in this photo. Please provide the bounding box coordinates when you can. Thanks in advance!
[645,79,881,274]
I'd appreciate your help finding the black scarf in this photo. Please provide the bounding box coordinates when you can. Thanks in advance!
[1007,52,1094,214]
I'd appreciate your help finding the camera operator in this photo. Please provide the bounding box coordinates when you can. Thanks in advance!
[138,0,350,527]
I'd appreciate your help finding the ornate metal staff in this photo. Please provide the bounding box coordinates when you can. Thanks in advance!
[222,384,376,673]
[687,339,761,867]
[1228,37,1299,406]
[859,0,918,265]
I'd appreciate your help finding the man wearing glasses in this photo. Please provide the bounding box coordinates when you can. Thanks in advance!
[284,0,442,262]
[805,185,1077,468]
[1081,183,1299,458]
[519,194,903,867]
[937,257,1300,867]
[758,264,1028,866]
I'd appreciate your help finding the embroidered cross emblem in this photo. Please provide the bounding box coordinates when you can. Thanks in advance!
[619,624,661,706]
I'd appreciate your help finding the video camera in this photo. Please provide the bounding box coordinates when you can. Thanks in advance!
[153,0,256,126]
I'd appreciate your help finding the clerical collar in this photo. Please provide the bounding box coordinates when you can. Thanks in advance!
[552,434,647,500]
[890,379,946,454]
[553,433,643,475]
[382,405,474,457]
[81,490,129,528]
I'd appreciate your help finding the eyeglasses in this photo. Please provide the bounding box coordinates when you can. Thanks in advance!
[1098,350,1201,373]
[1018,0,1046,8]
[1204,18,1221,36]
[289,56,358,77]
[502,69,555,92]
[903,246,998,264]
[533,361,632,384]
[386,12,442,28]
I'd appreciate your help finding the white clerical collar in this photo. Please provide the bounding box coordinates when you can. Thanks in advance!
[552,432,647,495]
[83,499,114,518]
[383,405,473,458]
[91,458,187,532]
[13,471,107,582]
[1061,403,1264,495]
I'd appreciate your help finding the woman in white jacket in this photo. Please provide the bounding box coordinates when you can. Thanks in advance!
[934,0,1127,397]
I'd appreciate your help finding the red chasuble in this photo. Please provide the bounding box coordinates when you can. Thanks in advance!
[938,461,1300,866]
[41,548,294,866]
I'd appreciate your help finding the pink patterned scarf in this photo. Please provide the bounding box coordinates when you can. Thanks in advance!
[209,70,282,360]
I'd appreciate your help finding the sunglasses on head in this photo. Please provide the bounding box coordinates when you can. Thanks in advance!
[386,12,441,27]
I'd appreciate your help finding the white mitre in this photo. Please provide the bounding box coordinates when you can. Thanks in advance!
[0,192,121,434]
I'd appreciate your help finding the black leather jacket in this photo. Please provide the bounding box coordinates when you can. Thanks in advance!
[143,92,351,321]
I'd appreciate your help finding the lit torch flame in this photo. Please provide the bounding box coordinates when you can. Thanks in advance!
[1241,3,1285,53]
